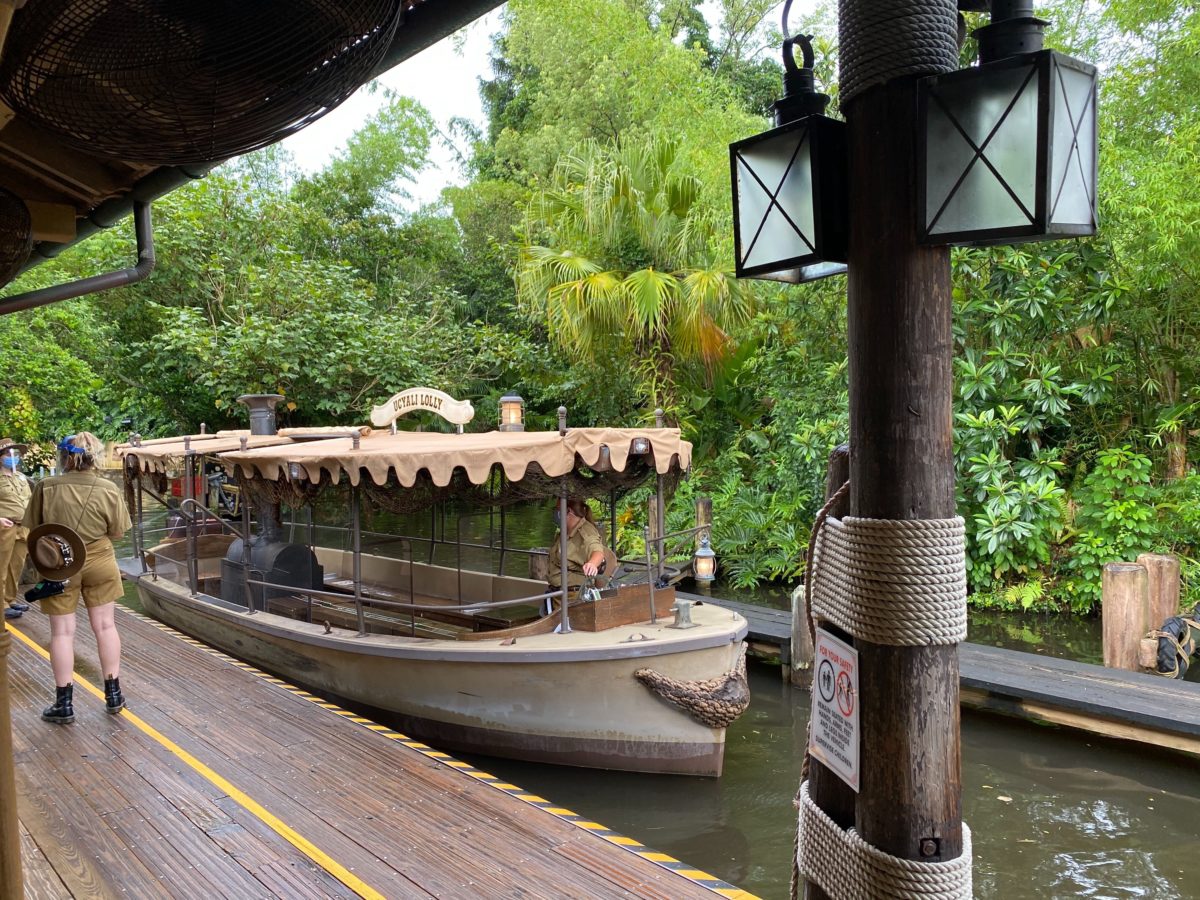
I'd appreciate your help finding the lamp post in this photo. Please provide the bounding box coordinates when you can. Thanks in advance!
[918,0,1098,245]
[729,1,847,283]
[497,394,525,432]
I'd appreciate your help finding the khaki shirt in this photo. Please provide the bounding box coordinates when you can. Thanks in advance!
[0,471,31,520]
[24,471,131,544]
[548,518,605,588]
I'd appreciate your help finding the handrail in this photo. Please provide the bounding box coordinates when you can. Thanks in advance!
[244,578,563,614]
[178,498,246,541]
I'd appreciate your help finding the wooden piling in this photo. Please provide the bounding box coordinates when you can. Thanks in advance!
[1136,553,1180,630]
[1102,562,1149,671]
[792,446,850,688]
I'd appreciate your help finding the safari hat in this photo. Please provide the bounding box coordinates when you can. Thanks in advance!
[0,437,26,455]
[27,523,87,580]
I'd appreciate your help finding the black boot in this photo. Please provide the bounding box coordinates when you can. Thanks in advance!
[42,684,74,724]
[104,676,125,714]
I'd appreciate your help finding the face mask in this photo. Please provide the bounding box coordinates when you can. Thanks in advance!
[1,454,17,470]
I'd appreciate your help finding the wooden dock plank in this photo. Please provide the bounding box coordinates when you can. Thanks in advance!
[7,608,723,899]
[18,821,71,900]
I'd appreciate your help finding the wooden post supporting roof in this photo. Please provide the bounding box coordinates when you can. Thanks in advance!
[804,2,964,892]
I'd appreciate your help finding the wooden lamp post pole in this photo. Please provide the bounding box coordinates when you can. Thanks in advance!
[846,70,963,871]
[804,2,964,893]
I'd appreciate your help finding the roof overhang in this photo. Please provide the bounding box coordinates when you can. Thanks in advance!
[0,0,504,281]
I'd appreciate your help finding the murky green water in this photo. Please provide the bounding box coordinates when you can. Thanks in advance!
[117,503,1200,898]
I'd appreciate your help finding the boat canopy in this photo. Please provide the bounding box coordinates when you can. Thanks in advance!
[219,428,691,488]
[115,427,371,473]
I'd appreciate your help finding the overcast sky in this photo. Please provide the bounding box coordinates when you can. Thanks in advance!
[278,9,503,208]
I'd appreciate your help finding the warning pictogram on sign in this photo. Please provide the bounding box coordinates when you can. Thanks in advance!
[809,629,859,792]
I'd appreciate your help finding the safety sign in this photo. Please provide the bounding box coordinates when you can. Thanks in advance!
[809,628,859,792]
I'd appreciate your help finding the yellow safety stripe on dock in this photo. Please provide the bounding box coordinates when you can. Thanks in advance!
[117,605,760,899]
[9,622,388,900]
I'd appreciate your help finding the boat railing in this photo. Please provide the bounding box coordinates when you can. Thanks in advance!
[242,577,565,633]
[179,497,246,594]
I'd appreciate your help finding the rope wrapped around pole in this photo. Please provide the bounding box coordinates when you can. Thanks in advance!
[838,0,959,107]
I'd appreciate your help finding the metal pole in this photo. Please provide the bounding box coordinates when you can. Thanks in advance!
[558,485,571,634]
[352,485,366,635]
[642,525,657,625]
[498,503,507,576]
[0,631,23,895]
[135,465,146,571]
[655,475,666,584]
[609,490,618,556]
[184,450,198,595]
[240,474,253,613]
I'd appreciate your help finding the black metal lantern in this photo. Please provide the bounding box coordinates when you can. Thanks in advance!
[918,1,1098,246]
[729,3,847,283]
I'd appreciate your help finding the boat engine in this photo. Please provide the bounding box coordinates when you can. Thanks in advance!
[220,537,323,611]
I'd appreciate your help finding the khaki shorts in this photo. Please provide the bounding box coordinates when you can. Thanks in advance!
[42,538,124,616]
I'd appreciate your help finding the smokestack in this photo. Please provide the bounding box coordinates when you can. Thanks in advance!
[236,393,285,541]
[237,394,284,436]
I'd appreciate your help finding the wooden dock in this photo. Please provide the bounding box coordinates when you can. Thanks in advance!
[6,607,753,899]
[685,593,1200,757]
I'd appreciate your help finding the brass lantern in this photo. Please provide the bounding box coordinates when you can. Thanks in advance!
[498,394,525,432]
[919,1,1098,245]
[729,5,847,283]
[693,535,717,583]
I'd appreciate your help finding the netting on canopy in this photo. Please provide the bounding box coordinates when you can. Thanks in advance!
[0,0,402,164]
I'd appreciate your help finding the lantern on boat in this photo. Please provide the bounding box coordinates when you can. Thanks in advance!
[498,394,525,432]
[693,535,717,583]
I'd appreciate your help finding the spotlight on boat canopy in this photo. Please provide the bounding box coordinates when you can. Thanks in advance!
[498,394,525,432]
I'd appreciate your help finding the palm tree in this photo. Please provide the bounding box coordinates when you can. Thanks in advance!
[515,134,753,417]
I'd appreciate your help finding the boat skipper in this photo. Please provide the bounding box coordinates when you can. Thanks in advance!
[544,497,607,614]
[0,438,32,619]
[24,432,131,724]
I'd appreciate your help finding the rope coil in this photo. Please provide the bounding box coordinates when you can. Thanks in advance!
[809,515,968,646]
[797,780,973,899]
[838,0,959,107]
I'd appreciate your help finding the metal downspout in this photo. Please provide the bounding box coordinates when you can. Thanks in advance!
[0,201,155,314]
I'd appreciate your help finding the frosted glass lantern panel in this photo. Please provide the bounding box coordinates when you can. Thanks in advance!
[735,129,816,271]
[926,64,1039,235]
[1048,59,1098,229]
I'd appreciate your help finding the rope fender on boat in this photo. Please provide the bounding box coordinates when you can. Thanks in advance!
[634,644,750,728]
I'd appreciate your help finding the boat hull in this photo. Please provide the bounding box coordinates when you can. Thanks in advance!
[132,574,747,776]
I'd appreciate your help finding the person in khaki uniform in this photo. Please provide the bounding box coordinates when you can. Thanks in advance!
[24,432,131,724]
[544,497,609,614]
[0,438,32,619]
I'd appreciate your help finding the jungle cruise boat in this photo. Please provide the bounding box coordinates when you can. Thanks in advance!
[115,391,749,776]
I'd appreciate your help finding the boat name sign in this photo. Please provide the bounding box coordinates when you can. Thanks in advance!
[809,629,859,792]
[370,388,475,428]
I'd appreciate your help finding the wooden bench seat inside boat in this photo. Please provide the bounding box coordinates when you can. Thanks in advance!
[145,534,238,584]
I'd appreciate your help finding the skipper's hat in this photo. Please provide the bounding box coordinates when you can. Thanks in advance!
[27,523,87,580]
